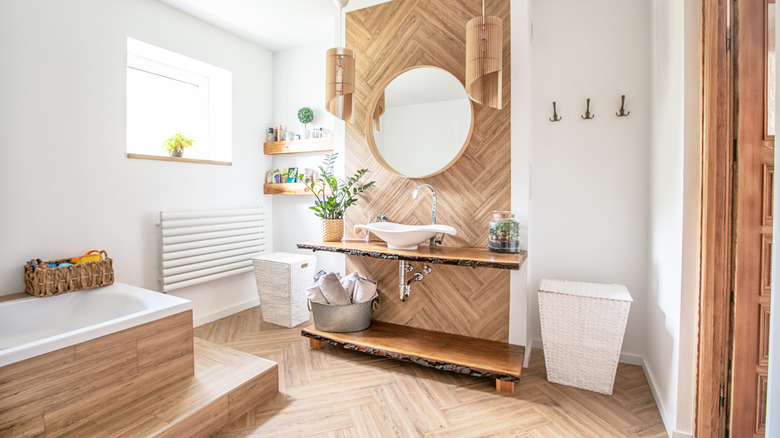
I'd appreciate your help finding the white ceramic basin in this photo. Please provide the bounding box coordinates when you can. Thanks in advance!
[354,222,457,250]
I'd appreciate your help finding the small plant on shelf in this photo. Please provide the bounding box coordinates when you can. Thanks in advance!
[303,153,375,241]
[162,133,194,157]
[298,107,314,133]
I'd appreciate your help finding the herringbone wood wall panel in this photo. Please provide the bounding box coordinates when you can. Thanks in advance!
[343,0,512,341]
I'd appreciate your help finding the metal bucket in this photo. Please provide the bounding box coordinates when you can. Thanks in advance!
[309,299,376,332]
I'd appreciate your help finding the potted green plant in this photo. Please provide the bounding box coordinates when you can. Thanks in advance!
[297,107,314,138]
[162,133,195,157]
[303,153,375,241]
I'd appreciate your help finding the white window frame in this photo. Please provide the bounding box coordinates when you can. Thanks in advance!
[126,37,232,162]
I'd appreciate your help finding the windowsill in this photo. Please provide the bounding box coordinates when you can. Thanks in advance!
[127,153,231,166]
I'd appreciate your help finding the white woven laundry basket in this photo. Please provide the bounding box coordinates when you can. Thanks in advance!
[538,279,632,395]
[252,253,316,328]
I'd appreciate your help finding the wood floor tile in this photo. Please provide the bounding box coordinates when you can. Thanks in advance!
[194,306,666,438]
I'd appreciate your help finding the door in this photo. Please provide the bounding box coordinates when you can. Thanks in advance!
[731,0,775,436]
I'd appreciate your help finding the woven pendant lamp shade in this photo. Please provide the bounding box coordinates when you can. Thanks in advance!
[465,15,503,109]
[325,47,355,123]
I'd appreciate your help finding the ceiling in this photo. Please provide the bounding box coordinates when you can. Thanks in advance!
[156,0,394,52]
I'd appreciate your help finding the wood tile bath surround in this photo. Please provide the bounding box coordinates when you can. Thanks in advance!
[0,311,194,437]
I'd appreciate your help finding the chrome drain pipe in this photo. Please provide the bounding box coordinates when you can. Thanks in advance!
[398,261,431,302]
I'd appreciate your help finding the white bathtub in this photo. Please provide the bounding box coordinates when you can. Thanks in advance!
[0,282,192,367]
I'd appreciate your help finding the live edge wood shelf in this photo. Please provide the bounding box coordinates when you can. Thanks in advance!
[297,240,526,270]
[297,240,528,393]
[263,136,334,155]
[302,321,525,393]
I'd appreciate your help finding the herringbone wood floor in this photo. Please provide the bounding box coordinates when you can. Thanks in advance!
[194,307,666,438]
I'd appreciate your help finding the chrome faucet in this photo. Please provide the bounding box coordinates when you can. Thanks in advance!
[364,212,386,243]
[412,184,443,246]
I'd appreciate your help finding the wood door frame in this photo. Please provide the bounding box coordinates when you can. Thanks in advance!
[698,0,773,435]
[696,0,732,436]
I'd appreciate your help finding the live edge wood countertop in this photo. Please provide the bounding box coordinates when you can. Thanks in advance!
[297,240,527,270]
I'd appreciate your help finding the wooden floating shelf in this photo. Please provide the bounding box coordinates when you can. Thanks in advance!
[263,136,334,155]
[297,240,526,270]
[264,183,312,195]
[302,321,524,393]
[263,183,332,195]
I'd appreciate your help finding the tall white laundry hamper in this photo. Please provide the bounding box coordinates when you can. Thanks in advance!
[538,279,632,395]
[252,253,316,328]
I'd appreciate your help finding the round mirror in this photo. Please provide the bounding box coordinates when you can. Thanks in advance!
[365,67,474,178]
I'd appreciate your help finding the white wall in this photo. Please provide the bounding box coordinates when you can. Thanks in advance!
[509,0,532,347]
[644,0,699,436]
[270,43,345,275]
[0,0,273,325]
[528,0,651,362]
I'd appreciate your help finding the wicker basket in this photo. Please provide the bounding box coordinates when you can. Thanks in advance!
[24,250,115,297]
[538,279,632,395]
[252,253,317,328]
[320,218,344,242]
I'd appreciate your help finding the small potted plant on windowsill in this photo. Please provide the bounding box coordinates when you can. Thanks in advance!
[162,133,195,158]
[303,153,375,242]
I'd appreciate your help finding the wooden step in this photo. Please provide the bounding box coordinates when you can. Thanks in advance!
[64,338,278,438]
[301,321,524,393]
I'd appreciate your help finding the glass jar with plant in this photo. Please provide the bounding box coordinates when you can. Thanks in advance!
[488,211,521,254]
[162,133,194,157]
[303,153,375,241]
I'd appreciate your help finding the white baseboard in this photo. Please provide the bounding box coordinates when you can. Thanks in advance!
[619,352,644,366]
[641,358,677,438]
[193,297,260,327]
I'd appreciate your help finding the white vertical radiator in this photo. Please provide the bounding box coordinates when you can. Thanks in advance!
[160,208,269,292]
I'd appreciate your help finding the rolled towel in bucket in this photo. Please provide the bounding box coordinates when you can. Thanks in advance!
[318,272,350,305]
[353,276,378,303]
[340,272,359,302]
[307,285,329,304]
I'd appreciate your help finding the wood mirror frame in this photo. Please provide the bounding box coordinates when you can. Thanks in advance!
[363,66,475,179]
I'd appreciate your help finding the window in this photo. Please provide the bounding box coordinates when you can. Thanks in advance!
[126,38,232,162]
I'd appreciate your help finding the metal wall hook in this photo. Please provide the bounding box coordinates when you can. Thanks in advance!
[581,98,595,120]
[549,101,562,122]
[616,94,630,117]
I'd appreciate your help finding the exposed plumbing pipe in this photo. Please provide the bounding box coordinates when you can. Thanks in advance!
[398,261,431,302]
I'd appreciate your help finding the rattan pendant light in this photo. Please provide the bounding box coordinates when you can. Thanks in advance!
[326,0,355,122]
[466,0,503,109]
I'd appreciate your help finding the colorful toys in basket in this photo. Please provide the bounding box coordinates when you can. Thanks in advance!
[70,250,103,264]
[24,250,115,297]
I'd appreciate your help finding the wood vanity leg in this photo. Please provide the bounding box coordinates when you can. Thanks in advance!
[309,338,324,350]
[496,379,515,394]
